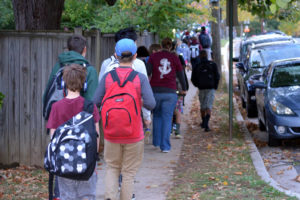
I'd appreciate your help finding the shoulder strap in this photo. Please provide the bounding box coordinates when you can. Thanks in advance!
[110,69,138,87]
[83,99,94,114]
[121,70,138,87]
[110,69,121,86]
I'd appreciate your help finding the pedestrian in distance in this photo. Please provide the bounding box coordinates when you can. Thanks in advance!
[191,50,220,132]
[170,41,189,139]
[176,38,191,67]
[147,37,187,152]
[189,37,201,71]
[46,64,100,200]
[198,26,212,60]
[93,38,156,200]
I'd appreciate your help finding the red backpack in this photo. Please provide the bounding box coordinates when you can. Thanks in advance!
[100,69,142,141]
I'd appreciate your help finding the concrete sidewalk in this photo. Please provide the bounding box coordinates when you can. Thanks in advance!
[96,71,197,200]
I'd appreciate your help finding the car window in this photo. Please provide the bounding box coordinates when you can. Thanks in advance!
[250,50,263,68]
[260,45,300,66]
[271,64,300,87]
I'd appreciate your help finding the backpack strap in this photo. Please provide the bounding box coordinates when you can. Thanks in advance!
[110,69,138,87]
[121,70,138,87]
[83,99,94,114]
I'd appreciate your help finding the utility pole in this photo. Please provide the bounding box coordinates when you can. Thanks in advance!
[210,0,221,76]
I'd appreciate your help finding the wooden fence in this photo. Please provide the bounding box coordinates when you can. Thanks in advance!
[0,29,158,166]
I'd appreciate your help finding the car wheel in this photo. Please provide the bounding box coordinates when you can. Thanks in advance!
[266,120,281,147]
[258,119,266,131]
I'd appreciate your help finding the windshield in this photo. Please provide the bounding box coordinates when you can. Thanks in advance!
[260,45,300,66]
[271,64,300,88]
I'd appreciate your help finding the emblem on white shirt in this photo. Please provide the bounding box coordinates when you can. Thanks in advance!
[159,58,171,79]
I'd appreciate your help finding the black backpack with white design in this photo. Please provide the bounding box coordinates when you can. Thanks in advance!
[44,99,97,180]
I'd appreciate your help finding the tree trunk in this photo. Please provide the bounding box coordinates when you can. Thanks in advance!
[211,1,222,76]
[12,0,65,30]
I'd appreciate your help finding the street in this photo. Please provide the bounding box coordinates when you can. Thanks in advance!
[223,39,300,195]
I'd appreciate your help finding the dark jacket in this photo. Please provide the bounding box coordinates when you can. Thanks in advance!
[191,58,220,90]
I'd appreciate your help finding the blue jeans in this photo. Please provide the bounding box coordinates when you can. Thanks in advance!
[153,93,177,151]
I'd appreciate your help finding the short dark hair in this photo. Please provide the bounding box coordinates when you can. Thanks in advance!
[137,46,149,57]
[67,35,87,54]
[201,26,206,32]
[63,64,86,92]
[115,27,137,43]
[116,51,135,63]
[149,43,161,54]
[200,50,207,59]
[161,37,172,50]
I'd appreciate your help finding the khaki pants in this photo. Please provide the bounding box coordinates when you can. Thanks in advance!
[104,139,144,200]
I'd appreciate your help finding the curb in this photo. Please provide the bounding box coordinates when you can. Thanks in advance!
[233,97,300,199]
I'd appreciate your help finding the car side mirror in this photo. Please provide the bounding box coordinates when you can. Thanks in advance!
[252,81,266,89]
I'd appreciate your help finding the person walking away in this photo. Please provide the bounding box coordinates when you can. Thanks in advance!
[191,50,220,132]
[198,26,212,60]
[136,45,149,65]
[176,38,191,68]
[189,37,201,70]
[98,27,152,145]
[93,39,156,200]
[42,34,98,200]
[147,37,187,152]
[170,41,189,139]
[46,64,100,200]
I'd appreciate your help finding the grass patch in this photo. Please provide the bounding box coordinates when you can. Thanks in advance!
[167,79,297,200]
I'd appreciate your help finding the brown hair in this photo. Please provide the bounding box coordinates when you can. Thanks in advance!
[161,37,172,50]
[67,35,87,54]
[63,64,86,92]
[149,44,161,55]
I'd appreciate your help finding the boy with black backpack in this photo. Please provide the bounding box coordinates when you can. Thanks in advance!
[198,26,212,60]
[191,50,220,132]
[93,38,156,200]
[45,64,100,200]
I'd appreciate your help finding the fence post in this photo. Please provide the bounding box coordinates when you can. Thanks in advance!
[74,27,83,35]
[95,30,101,73]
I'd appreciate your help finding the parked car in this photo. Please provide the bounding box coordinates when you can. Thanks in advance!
[233,33,294,63]
[254,58,300,146]
[236,41,300,117]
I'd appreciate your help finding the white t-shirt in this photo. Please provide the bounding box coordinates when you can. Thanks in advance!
[98,55,151,121]
[98,56,148,82]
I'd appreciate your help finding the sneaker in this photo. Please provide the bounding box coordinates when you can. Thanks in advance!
[205,127,211,132]
[175,134,182,139]
[162,150,170,153]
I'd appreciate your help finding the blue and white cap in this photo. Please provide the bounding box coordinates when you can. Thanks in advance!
[115,38,137,57]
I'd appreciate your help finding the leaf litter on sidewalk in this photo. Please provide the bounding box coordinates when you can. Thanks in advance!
[0,165,48,199]
[167,80,296,200]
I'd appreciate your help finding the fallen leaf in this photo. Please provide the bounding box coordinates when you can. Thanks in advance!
[234,171,243,175]
[207,143,212,150]
[209,176,216,180]
[277,170,284,175]
[295,175,300,182]
[223,181,228,186]
[287,166,293,170]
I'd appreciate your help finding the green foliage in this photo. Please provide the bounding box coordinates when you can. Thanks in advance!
[238,0,299,20]
[61,0,96,29]
[0,92,4,109]
[92,0,198,38]
[0,0,15,29]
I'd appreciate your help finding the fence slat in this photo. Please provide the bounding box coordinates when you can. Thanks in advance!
[19,37,31,165]
[0,36,9,164]
[8,36,20,164]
